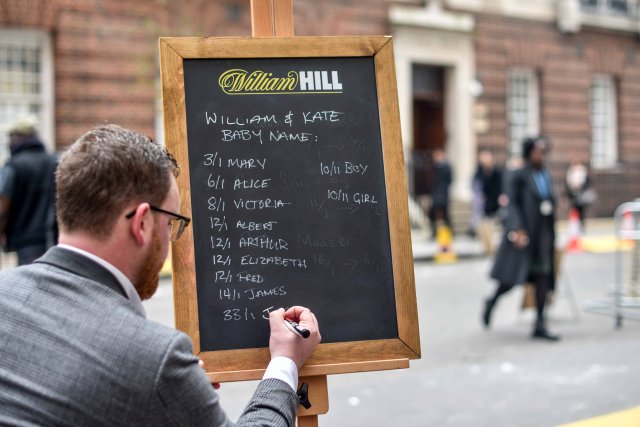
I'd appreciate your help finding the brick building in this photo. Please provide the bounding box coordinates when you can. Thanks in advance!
[1,0,639,219]
[391,0,640,218]
[0,0,256,155]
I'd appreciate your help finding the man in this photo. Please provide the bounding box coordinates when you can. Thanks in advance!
[0,125,321,426]
[0,115,58,265]
[470,150,503,254]
[475,150,503,220]
[484,136,559,341]
[428,148,453,238]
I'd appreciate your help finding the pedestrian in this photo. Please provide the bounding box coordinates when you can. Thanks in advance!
[0,124,321,426]
[476,150,503,219]
[428,148,453,238]
[565,159,595,230]
[483,136,559,341]
[470,150,503,253]
[0,115,58,265]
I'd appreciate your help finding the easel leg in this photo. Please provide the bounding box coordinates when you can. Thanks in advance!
[297,415,319,427]
[296,375,328,426]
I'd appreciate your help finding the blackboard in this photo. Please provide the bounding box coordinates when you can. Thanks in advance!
[160,36,420,376]
[183,56,397,351]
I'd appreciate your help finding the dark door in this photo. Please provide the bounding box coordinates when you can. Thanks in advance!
[411,65,445,197]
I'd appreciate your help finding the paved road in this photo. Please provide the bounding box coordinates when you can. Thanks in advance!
[144,250,640,426]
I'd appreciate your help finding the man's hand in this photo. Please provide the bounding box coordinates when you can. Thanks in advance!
[268,306,321,370]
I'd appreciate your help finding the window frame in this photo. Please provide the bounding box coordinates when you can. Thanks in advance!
[589,74,618,169]
[0,28,55,158]
[580,0,635,16]
[506,68,540,156]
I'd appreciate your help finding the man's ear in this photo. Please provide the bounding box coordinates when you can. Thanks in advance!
[129,203,152,246]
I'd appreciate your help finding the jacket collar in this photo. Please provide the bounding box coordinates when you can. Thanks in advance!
[10,137,45,156]
[34,246,127,298]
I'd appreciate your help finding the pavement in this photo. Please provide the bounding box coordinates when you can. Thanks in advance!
[145,216,640,427]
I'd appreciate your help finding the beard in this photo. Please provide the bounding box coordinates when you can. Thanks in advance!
[134,230,164,301]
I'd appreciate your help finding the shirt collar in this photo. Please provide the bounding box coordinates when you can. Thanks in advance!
[58,244,147,318]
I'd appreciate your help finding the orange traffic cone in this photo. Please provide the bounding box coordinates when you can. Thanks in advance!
[566,207,582,253]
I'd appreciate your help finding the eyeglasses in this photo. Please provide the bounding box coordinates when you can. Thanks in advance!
[125,205,191,242]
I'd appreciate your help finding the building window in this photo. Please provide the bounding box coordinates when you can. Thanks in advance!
[0,29,54,160]
[580,0,633,15]
[590,75,618,169]
[507,69,539,156]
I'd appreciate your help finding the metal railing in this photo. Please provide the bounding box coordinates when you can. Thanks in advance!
[583,200,640,327]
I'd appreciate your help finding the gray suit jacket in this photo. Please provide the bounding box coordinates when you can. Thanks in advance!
[0,247,296,426]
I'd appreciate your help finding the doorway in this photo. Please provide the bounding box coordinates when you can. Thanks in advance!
[411,64,446,197]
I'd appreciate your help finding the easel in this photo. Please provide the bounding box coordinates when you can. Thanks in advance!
[160,5,420,426]
[244,2,410,425]
[250,0,294,37]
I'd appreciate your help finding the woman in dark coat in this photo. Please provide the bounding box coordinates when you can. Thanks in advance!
[483,136,559,340]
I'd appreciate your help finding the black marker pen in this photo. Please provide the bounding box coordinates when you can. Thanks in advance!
[284,319,310,339]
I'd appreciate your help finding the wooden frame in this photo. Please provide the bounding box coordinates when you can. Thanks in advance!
[159,36,420,381]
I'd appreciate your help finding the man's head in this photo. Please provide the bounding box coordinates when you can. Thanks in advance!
[56,124,178,238]
[522,136,549,169]
[56,124,181,299]
[6,115,39,149]
[432,148,446,164]
[478,150,494,170]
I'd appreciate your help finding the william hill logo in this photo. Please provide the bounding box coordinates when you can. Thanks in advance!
[218,69,343,95]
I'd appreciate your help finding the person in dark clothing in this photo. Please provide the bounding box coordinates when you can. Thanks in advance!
[0,115,58,265]
[428,148,453,238]
[483,136,559,341]
[476,150,503,218]
[470,151,503,253]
